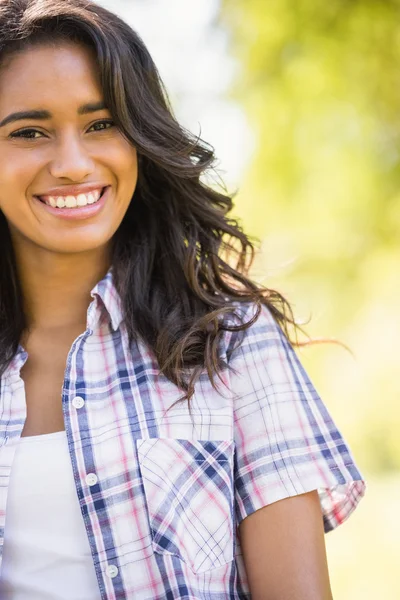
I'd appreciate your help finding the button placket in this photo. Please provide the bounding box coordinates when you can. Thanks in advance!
[72,396,85,409]
[85,473,98,487]
[106,564,119,579]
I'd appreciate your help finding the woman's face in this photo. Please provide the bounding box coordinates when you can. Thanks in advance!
[0,41,138,257]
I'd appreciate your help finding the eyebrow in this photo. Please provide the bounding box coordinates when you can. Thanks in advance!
[0,101,108,128]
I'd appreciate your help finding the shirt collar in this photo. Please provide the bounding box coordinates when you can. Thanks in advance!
[88,265,123,332]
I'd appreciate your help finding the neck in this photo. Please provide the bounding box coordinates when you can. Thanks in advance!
[13,241,111,333]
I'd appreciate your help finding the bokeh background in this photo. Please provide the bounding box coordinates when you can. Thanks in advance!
[99,1,399,597]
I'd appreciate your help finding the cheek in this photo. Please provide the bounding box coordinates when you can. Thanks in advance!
[101,141,138,189]
[0,193,30,233]
[0,148,41,188]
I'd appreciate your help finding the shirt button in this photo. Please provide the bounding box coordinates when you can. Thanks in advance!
[85,473,98,486]
[72,396,85,409]
[106,564,119,579]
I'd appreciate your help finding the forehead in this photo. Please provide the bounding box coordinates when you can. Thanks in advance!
[0,42,103,112]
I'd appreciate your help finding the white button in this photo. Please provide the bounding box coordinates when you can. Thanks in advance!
[85,473,98,486]
[106,564,118,579]
[72,396,85,409]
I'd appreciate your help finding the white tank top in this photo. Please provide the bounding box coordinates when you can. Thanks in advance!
[0,430,102,599]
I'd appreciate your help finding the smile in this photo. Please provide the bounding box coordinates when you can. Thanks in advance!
[37,187,106,209]
[33,186,110,221]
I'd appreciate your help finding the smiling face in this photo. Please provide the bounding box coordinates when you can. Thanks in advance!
[0,40,138,258]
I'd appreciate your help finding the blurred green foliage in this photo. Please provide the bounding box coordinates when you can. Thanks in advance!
[219,0,399,470]
[219,1,399,595]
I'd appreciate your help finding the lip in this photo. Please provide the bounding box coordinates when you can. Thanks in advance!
[35,183,109,198]
[33,186,110,221]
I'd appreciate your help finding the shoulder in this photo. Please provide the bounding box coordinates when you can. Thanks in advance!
[220,300,292,366]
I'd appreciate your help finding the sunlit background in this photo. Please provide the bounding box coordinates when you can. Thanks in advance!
[99,1,399,597]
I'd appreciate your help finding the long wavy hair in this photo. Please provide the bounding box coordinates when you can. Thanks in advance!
[0,0,316,403]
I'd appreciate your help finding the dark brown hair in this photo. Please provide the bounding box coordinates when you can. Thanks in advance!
[0,0,314,402]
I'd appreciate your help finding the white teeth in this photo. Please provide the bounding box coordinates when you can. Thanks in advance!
[42,189,103,208]
[89,190,102,204]
[77,193,87,207]
[65,195,77,208]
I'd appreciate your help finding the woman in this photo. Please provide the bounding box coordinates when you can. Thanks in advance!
[0,0,366,598]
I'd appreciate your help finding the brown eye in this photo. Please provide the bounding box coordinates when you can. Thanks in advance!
[10,129,44,140]
[88,120,115,132]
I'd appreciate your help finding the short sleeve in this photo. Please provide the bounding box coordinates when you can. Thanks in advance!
[227,303,366,533]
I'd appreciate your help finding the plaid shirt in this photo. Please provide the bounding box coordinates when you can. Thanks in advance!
[0,267,366,599]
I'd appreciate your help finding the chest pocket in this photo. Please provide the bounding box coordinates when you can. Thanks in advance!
[136,438,235,574]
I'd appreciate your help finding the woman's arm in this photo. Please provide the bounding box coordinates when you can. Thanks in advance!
[239,490,334,600]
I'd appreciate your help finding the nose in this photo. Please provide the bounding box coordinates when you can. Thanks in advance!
[48,132,95,181]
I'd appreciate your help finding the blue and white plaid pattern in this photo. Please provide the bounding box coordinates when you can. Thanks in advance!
[137,438,235,574]
[0,267,366,599]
